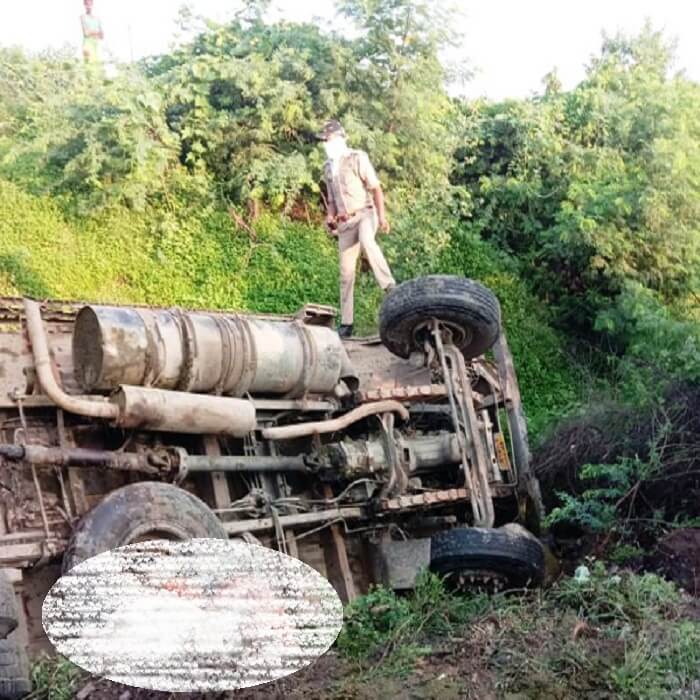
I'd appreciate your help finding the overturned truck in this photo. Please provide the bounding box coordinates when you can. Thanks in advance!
[0,275,545,697]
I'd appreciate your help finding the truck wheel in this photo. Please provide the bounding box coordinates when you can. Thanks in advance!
[62,482,228,572]
[379,276,501,359]
[430,524,545,589]
[0,572,31,700]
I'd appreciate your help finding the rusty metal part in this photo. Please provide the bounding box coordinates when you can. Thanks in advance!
[357,384,448,403]
[479,408,502,482]
[0,444,161,474]
[1,443,310,479]
[432,324,495,528]
[380,484,514,511]
[382,487,471,510]
[180,453,309,474]
[407,433,461,471]
[378,412,409,498]
[23,299,118,420]
[55,409,75,522]
[372,538,431,590]
[293,303,337,328]
[73,305,357,398]
[252,398,338,412]
[492,330,545,521]
[113,386,256,437]
[261,400,410,441]
[0,531,67,567]
[222,507,364,536]
[30,463,51,540]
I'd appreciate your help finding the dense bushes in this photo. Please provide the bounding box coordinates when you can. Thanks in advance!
[453,25,700,355]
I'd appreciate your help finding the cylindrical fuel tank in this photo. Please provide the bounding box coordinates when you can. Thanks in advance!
[73,306,351,398]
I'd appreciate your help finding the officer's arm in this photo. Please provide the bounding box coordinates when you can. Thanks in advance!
[324,175,337,232]
[326,193,337,219]
[359,153,390,233]
[372,186,390,234]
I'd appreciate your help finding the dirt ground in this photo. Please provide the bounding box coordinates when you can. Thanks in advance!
[70,642,494,700]
[648,528,700,597]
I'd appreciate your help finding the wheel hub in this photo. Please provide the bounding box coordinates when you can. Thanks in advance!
[447,568,510,593]
[413,319,473,354]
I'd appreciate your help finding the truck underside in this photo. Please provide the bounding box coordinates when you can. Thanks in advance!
[0,276,544,680]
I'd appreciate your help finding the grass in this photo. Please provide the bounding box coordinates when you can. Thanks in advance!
[337,570,491,676]
[27,656,83,700]
[335,563,700,699]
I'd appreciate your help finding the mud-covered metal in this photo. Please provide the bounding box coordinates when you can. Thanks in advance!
[0,280,544,672]
[42,539,343,692]
[261,399,409,440]
[0,444,159,474]
[23,299,119,420]
[73,305,356,398]
[113,386,256,436]
[323,432,462,479]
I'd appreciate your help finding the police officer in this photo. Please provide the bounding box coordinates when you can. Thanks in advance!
[318,120,396,338]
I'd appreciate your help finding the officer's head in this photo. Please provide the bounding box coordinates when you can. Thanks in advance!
[316,120,346,143]
[317,120,347,159]
[84,0,94,13]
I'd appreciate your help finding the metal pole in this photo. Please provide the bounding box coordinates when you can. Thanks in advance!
[182,455,309,473]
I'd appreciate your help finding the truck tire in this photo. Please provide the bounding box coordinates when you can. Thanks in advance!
[0,572,31,700]
[63,482,228,572]
[430,525,545,589]
[379,276,501,359]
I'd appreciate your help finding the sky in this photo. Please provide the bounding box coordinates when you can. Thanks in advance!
[0,1,698,100]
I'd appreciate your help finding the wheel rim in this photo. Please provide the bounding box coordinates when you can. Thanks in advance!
[446,569,510,593]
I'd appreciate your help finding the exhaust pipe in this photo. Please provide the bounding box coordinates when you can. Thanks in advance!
[114,386,255,437]
[23,299,119,420]
[23,300,256,436]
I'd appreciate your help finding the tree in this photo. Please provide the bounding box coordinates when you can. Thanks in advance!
[337,0,462,194]
[0,49,179,211]
[452,26,700,341]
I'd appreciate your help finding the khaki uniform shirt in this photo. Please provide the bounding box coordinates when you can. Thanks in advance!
[324,149,380,216]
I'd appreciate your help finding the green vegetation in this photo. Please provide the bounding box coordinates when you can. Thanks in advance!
[0,0,696,496]
[337,570,490,674]
[336,565,700,698]
[28,655,83,700]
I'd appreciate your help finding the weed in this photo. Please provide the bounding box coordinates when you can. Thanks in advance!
[609,543,645,565]
[611,622,700,699]
[27,655,83,700]
[337,570,490,675]
[553,560,680,624]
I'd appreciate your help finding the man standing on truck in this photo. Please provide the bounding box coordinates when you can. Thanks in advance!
[318,120,396,338]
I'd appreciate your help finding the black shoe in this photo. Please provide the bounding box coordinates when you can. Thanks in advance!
[338,324,354,338]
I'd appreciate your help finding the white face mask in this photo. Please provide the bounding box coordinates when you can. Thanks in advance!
[323,137,348,161]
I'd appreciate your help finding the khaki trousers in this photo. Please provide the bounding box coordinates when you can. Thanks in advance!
[338,209,395,325]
